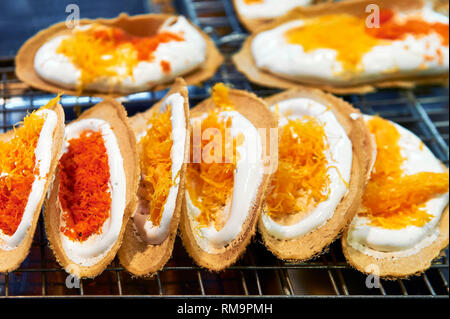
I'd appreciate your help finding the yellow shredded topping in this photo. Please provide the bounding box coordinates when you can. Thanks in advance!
[266,116,331,218]
[186,83,242,230]
[212,83,235,111]
[243,0,264,4]
[0,112,46,236]
[361,116,449,229]
[139,106,174,226]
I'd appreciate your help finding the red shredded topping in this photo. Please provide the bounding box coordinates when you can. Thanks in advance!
[0,113,45,236]
[366,9,449,46]
[86,27,184,61]
[59,130,112,242]
[91,27,184,61]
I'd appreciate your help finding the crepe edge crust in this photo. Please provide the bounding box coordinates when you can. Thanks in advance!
[342,205,449,279]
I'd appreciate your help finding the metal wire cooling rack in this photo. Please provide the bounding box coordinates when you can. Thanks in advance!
[0,0,449,298]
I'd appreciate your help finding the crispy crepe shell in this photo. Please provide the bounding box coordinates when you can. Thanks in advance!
[118,78,190,277]
[44,99,139,279]
[259,87,373,261]
[342,138,449,279]
[0,103,65,272]
[180,89,278,271]
[15,13,224,97]
[232,0,449,94]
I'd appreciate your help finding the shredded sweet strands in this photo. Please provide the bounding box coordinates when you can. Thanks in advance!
[284,9,449,72]
[57,24,184,90]
[0,113,45,236]
[187,84,242,231]
[266,117,331,219]
[243,0,264,4]
[139,106,174,226]
[361,116,449,230]
[59,130,112,242]
[212,83,235,111]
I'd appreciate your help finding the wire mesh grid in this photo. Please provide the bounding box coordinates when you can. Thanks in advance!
[0,0,449,298]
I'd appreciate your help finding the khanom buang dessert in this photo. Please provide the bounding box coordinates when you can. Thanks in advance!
[44,99,139,278]
[0,96,64,272]
[259,88,372,261]
[342,115,449,278]
[119,78,190,277]
[180,84,278,271]
[233,0,449,94]
[16,14,223,96]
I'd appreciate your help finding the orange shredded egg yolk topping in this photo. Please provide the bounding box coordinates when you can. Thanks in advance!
[57,24,184,89]
[284,9,449,72]
[0,112,45,236]
[243,0,264,4]
[360,116,449,230]
[59,130,112,242]
[266,116,331,218]
[186,84,242,230]
[139,106,174,226]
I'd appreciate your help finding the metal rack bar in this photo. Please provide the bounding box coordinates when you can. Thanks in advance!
[197,271,206,295]
[423,274,437,296]
[323,256,341,296]
[156,273,164,295]
[239,271,249,295]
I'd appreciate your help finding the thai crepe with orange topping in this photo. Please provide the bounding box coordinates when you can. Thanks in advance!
[259,88,372,261]
[180,84,278,271]
[233,0,450,94]
[16,14,223,96]
[0,97,65,272]
[44,99,139,279]
[118,79,190,277]
[342,116,449,278]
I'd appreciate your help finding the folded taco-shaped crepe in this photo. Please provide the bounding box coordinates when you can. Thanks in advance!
[0,97,64,272]
[180,83,278,271]
[118,78,190,277]
[16,13,223,96]
[260,87,372,261]
[342,115,449,278]
[44,99,139,278]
